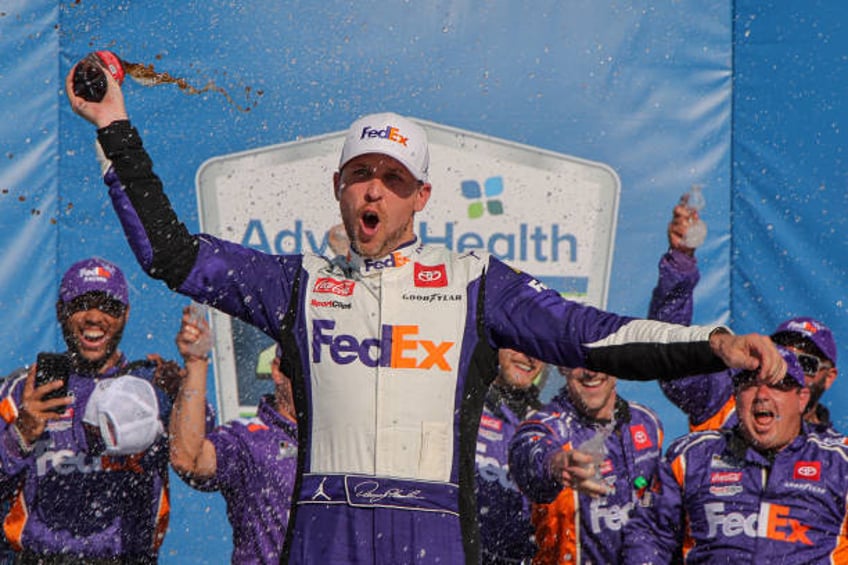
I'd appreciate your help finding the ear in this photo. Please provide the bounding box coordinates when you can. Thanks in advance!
[824,367,838,391]
[798,386,811,413]
[413,182,432,213]
[333,171,342,201]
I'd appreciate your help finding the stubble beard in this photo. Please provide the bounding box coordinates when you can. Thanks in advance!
[350,215,414,259]
[62,323,125,374]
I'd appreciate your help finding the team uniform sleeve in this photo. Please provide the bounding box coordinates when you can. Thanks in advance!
[622,443,687,564]
[0,375,36,490]
[648,249,699,326]
[508,410,567,504]
[646,249,737,430]
[98,120,301,336]
[482,257,727,381]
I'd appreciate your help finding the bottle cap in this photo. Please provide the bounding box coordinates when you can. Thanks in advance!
[95,50,126,85]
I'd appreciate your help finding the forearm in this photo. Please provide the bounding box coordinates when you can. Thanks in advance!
[508,422,565,503]
[585,321,727,381]
[648,249,699,325]
[98,120,198,290]
[169,358,217,477]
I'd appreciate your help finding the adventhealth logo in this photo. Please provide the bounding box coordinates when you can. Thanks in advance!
[241,218,578,264]
[462,176,504,219]
[312,319,454,370]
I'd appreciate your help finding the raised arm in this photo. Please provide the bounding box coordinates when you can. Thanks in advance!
[169,306,217,479]
[648,203,701,326]
[650,202,737,430]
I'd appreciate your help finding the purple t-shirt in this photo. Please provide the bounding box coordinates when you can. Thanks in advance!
[186,396,297,565]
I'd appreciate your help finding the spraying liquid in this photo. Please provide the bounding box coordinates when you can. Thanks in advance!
[73,51,262,112]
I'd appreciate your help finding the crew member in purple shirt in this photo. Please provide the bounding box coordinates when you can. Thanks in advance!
[169,308,297,565]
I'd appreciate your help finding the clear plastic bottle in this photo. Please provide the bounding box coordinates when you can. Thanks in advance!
[681,184,707,248]
[577,424,612,482]
[72,51,126,102]
[183,302,213,358]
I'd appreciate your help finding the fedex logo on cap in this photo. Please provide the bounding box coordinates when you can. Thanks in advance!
[80,265,114,283]
[312,319,454,371]
[784,320,822,336]
[360,125,409,147]
[793,461,821,481]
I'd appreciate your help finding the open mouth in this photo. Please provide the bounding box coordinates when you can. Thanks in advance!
[579,375,606,389]
[753,407,775,426]
[514,361,534,373]
[79,327,107,349]
[361,211,380,235]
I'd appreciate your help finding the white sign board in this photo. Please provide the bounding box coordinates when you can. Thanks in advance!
[196,119,620,421]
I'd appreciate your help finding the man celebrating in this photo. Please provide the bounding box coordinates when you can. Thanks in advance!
[67,62,783,564]
[509,364,665,564]
[624,346,848,563]
[170,310,297,565]
[0,258,172,563]
[475,349,546,563]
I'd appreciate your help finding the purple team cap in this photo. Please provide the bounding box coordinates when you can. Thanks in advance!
[59,257,129,306]
[732,345,805,389]
[778,344,807,388]
[771,316,837,365]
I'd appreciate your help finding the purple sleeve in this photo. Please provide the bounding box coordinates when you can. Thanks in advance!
[0,375,33,485]
[648,249,735,428]
[622,445,686,563]
[106,163,301,339]
[483,257,727,381]
[648,249,699,325]
[659,371,735,428]
[99,121,302,338]
[508,411,565,504]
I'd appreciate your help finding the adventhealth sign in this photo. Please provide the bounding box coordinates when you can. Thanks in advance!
[196,119,620,421]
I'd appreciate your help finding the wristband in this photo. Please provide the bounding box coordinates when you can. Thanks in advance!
[10,422,34,455]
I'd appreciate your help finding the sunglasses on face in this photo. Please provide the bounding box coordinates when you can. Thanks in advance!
[732,370,801,392]
[796,353,826,376]
[63,293,127,318]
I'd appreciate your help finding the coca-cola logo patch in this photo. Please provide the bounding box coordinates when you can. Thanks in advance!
[710,471,742,484]
[793,461,821,481]
[414,263,448,287]
[313,277,355,296]
[480,414,502,431]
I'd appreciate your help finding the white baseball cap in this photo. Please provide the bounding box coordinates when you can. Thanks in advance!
[338,112,430,182]
[83,375,164,455]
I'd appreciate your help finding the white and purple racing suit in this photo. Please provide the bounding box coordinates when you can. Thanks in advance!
[97,120,733,564]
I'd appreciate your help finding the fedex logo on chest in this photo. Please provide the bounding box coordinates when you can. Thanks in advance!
[312,319,455,370]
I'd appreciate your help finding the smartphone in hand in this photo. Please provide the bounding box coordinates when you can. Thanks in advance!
[35,353,71,412]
